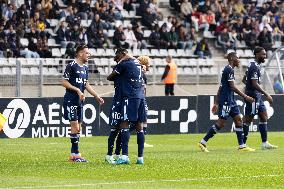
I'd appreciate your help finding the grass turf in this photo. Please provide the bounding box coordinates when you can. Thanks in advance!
[0,132,283,189]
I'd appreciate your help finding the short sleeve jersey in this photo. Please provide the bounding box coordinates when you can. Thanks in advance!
[219,65,236,106]
[113,58,144,99]
[63,60,88,106]
[245,61,261,99]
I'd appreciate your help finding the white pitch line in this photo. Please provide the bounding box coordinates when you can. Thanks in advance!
[1,174,280,189]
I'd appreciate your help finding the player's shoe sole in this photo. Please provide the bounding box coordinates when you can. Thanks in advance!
[238,147,255,152]
[262,142,278,150]
[198,142,209,152]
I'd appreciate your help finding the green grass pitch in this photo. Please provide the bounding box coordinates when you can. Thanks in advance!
[0,132,283,189]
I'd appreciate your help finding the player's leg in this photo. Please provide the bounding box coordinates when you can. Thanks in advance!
[65,105,87,162]
[198,103,228,152]
[105,126,119,164]
[114,131,122,159]
[135,121,144,164]
[258,102,278,150]
[243,100,256,144]
[143,99,153,147]
[232,112,255,152]
[116,99,131,164]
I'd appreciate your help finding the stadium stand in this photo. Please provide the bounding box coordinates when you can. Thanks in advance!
[0,0,283,92]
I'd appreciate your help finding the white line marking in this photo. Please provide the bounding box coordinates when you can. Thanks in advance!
[1,174,280,189]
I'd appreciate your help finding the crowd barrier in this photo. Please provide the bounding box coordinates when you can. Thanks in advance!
[0,95,283,138]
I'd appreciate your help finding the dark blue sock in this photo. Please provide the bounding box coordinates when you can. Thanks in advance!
[243,123,249,144]
[121,128,130,156]
[137,130,145,157]
[259,122,268,142]
[235,126,244,146]
[203,124,220,142]
[115,131,122,155]
[107,129,118,156]
[70,133,79,154]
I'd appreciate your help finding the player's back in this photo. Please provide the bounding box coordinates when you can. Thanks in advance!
[245,61,261,98]
[63,60,88,105]
[114,58,144,99]
[219,65,235,105]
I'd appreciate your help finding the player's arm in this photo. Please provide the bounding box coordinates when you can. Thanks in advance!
[61,79,85,101]
[211,86,221,113]
[107,70,118,81]
[251,79,273,103]
[229,80,254,103]
[85,82,104,105]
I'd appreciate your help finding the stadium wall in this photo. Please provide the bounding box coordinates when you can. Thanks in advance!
[0,95,283,138]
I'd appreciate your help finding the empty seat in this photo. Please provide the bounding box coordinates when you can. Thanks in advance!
[176,49,185,56]
[107,29,115,38]
[89,48,96,56]
[141,49,151,56]
[105,49,115,56]
[132,49,141,56]
[8,58,17,65]
[61,48,66,55]
[236,49,244,57]
[100,58,109,65]
[159,49,168,56]
[49,67,60,75]
[48,38,60,47]
[2,67,12,75]
[17,58,27,65]
[52,48,62,57]
[244,49,254,57]
[30,67,40,75]
[151,49,159,56]
[96,49,106,56]
[143,30,151,38]
[20,38,29,47]
[21,67,31,75]
[168,49,177,57]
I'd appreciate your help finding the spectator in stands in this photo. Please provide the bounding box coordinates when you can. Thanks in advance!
[244,27,258,49]
[210,0,222,22]
[259,17,273,32]
[149,0,163,20]
[268,0,278,15]
[113,25,129,49]
[168,26,178,49]
[164,16,173,32]
[92,29,110,48]
[77,0,93,20]
[16,4,29,21]
[141,7,157,30]
[95,0,108,13]
[194,38,212,59]
[124,24,138,49]
[63,42,75,59]
[257,27,273,56]
[99,5,115,29]
[206,10,216,33]
[133,26,147,49]
[149,25,161,49]
[36,36,52,58]
[178,26,196,50]
[77,27,88,45]
[159,23,170,49]
[218,27,236,54]
[41,0,52,18]
[234,0,247,16]
[3,4,15,21]
[199,0,211,14]
[56,21,71,48]
[279,2,284,15]
[272,27,283,44]
[123,0,134,12]
[161,55,177,96]
[180,0,192,23]
[59,5,73,19]
[48,0,60,19]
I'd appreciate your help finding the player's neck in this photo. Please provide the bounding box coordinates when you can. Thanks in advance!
[76,58,84,66]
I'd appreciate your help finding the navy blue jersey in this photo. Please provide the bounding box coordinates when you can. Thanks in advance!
[245,61,261,99]
[219,65,236,106]
[112,65,122,101]
[114,58,144,99]
[63,60,88,106]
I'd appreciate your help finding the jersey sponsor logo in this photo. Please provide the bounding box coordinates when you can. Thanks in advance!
[76,78,87,84]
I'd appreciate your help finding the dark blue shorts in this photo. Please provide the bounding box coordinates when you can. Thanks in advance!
[109,100,122,127]
[63,101,83,122]
[121,98,147,122]
[245,98,266,116]
[218,104,240,120]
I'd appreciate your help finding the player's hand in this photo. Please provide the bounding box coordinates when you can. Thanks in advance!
[211,104,218,114]
[77,91,85,101]
[244,95,255,103]
[265,94,273,104]
[96,96,104,105]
